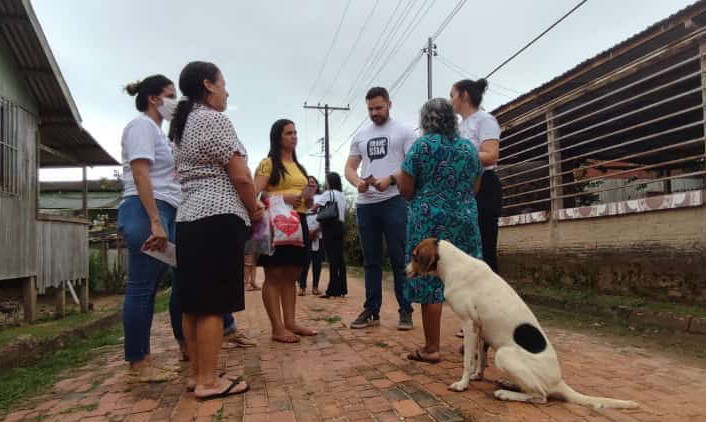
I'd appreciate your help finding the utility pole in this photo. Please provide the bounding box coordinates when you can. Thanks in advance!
[423,37,438,100]
[303,103,350,175]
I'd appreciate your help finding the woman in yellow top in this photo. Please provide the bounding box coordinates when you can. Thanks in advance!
[255,119,318,343]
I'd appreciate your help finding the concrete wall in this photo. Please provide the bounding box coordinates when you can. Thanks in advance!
[498,207,706,304]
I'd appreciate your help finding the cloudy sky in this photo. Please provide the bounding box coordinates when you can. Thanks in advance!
[34,0,695,183]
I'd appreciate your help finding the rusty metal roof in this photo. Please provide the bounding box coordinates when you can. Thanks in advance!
[0,0,117,167]
[491,0,706,123]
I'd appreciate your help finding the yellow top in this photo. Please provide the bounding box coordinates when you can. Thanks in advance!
[255,157,309,213]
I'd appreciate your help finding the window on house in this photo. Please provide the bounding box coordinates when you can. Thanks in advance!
[0,97,20,196]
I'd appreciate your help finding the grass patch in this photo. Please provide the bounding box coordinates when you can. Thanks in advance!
[312,315,342,324]
[323,316,341,324]
[0,290,170,351]
[374,341,389,348]
[0,323,122,412]
[60,402,99,415]
[153,290,170,314]
[533,304,706,363]
[0,311,109,350]
[0,290,171,413]
[515,284,706,318]
[212,408,224,422]
[309,307,325,313]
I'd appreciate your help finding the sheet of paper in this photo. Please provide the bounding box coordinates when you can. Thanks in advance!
[143,242,177,267]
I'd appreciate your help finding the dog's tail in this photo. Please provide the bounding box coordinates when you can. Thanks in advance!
[552,381,638,409]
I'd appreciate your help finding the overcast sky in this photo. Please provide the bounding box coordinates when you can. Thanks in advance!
[34,0,695,183]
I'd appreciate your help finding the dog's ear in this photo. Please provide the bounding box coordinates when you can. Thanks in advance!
[425,252,440,273]
[416,239,440,274]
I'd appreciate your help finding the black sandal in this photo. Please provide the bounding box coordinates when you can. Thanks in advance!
[407,349,441,364]
[196,378,249,400]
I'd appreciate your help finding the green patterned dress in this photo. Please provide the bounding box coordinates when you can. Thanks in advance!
[402,133,484,304]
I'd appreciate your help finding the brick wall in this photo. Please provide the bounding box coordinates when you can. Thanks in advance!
[498,207,706,304]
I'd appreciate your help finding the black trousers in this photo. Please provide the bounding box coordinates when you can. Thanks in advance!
[299,249,322,289]
[476,170,503,273]
[322,220,348,296]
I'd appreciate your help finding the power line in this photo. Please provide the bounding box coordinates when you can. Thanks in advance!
[339,0,407,106]
[304,0,353,103]
[485,0,589,79]
[436,55,516,99]
[317,0,380,104]
[333,0,428,131]
[431,0,468,41]
[334,51,424,153]
[364,0,436,94]
[332,0,469,152]
[303,103,350,175]
[336,0,462,132]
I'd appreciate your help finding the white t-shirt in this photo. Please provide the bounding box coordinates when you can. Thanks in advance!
[121,114,181,208]
[458,110,501,170]
[306,214,321,251]
[314,190,346,223]
[349,118,417,205]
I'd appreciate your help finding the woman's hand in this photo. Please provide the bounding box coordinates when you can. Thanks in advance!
[249,202,266,222]
[302,179,318,200]
[143,220,168,252]
[283,193,303,209]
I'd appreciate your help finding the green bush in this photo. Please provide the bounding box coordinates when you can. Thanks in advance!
[88,249,125,294]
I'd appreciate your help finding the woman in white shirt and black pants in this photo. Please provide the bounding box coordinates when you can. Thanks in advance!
[316,172,348,298]
[299,176,323,296]
[450,78,503,274]
[118,75,181,383]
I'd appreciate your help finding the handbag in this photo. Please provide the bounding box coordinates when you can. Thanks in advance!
[269,195,304,247]
[316,191,339,223]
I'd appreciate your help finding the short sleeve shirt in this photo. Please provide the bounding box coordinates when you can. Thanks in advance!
[458,110,501,170]
[174,104,250,224]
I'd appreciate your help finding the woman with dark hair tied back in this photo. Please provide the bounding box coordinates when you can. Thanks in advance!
[450,79,502,274]
[254,119,318,344]
[118,74,181,383]
[170,61,263,399]
[397,98,484,364]
[315,172,348,298]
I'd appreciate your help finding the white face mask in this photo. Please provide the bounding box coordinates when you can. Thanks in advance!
[157,97,178,121]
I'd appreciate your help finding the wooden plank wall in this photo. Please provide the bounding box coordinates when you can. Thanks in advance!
[0,104,36,281]
[35,220,88,294]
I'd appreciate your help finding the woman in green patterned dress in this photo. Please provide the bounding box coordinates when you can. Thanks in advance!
[398,98,484,364]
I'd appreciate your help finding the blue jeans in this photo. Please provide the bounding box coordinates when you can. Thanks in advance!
[118,197,235,362]
[356,195,412,315]
[118,196,177,363]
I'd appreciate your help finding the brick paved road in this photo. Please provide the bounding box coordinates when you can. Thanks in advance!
[4,270,705,421]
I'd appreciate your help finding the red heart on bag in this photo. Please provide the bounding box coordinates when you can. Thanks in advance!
[273,213,300,236]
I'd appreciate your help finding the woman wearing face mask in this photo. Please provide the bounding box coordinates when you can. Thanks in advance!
[118,75,181,383]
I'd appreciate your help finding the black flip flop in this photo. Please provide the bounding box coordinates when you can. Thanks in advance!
[187,372,237,392]
[196,378,249,401]
[407,349,441,364]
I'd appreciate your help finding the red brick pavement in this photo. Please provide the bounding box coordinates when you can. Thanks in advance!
[4,269,706,421]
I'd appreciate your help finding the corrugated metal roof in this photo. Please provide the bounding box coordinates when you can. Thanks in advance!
[39,192,122,210]
[0,0,117,167]
[40,180,122,193]
[491,0,706,122]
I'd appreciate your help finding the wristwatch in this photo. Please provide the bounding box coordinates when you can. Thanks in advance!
[389,174,397,186]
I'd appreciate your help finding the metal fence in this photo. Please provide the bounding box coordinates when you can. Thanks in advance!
[497,42,706,218]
